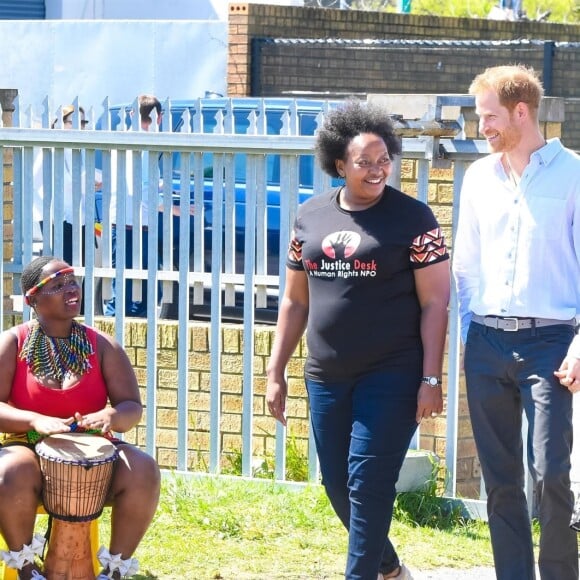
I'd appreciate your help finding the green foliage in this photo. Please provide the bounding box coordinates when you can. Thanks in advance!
[284,434,310,482]
[350,0,578,23]
[520,0,578,22]
[222,431,309,482]
[412,0,494,18]
[351,0,398,11]
[393,461,467,529]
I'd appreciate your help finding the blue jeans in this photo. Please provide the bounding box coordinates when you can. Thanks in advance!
[306,367,420,580]
[465,322,578,580]
[104,225,153,317]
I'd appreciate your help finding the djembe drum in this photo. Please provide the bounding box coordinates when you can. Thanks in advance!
[35,433,119,580]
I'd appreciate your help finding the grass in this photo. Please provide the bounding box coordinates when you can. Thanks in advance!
[92,473,499,579]
[31,452,554,579]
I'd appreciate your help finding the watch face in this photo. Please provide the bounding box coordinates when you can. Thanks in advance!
[423,376,440,386]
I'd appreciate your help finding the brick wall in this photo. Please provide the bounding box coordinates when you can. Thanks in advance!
[89,318,475,493]
[92,319,478,492]
[565,97,580,139]
[1,89,17,316]
[228,3,580,151]
[253,41,546,97]
[228,2,579,96]
[92,320,311,477]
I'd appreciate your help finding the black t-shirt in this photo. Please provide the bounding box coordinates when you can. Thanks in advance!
[287,186,449,380]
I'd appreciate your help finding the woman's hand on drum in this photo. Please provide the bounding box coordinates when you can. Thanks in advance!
[73,410,113,433]
[32,415,76,435]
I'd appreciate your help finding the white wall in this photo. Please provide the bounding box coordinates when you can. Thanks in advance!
[0,20,227,121]
[44,0,303,21]
[45,0,226,20]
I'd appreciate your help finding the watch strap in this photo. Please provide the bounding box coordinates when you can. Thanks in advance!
[421,376,442,387]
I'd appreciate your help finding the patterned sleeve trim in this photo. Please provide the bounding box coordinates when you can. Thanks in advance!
[287,231,305,270]
[410,227,448,265]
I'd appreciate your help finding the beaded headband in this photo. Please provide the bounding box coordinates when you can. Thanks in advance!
[24,267,75,305]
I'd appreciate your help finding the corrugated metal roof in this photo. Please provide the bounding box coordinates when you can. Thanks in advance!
[0,0,45,19]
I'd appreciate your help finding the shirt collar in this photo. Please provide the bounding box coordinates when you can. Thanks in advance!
[531,137,562,166]
[493,138,564,176]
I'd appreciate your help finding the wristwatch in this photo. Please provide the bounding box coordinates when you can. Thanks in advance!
[421,376,442,387]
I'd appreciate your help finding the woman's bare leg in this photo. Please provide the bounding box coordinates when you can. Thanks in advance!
[0,446,44,580]
[106,444,160,558]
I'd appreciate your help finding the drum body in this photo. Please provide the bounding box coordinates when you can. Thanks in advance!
[36,432,118,522]
[35,433,118,580]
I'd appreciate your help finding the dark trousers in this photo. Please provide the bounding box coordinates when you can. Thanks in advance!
[465,322,578,580]
[39,220,86,266]
[305,366,419,580]
[104,225,152,317]
[104,212,192,317]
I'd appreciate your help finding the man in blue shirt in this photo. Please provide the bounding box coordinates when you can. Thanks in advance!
[453,65,580,580]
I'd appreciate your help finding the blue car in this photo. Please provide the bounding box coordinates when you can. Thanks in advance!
[96,97,339,322]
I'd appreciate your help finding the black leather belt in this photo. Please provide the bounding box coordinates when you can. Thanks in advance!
[472,314,577,332]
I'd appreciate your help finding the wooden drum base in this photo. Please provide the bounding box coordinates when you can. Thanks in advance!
[43,520,95,580]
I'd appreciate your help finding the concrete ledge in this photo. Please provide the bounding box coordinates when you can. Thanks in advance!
[396,449,439,492]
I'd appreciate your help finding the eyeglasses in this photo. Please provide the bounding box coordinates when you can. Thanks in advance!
[39,274,80,296]
[25,267,79,304]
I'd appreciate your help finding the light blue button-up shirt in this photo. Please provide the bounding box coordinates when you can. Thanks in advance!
[453,138,580,354]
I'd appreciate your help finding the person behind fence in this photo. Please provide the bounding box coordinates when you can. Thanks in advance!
[266,99,450,580]
[105,94,163,317]
[33,104,101,267]
[0,256,161,580]
[453,64,580,580]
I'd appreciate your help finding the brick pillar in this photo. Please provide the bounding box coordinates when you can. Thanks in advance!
[228,3,251,97]
[1,89,18,320]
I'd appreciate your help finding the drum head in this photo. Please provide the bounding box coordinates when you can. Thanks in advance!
[36,432,117,466]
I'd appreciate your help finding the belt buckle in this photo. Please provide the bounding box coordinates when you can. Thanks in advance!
[503,317,519,331]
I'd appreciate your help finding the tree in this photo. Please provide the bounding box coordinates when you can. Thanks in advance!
[306,0,578,23]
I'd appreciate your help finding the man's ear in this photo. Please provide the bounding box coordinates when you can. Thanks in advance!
[515,101,528,121]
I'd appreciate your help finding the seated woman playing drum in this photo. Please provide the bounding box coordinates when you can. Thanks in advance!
[0,256,161,580]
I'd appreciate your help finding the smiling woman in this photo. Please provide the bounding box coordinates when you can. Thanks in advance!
[266,99,451,580]
[0,256,160,580]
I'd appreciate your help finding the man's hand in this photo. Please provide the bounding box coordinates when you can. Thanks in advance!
[554,356,580,393]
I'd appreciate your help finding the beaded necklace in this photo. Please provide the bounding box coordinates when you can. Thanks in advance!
[20,320,93,383]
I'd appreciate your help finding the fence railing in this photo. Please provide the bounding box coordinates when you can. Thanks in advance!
[1,95,491,515]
